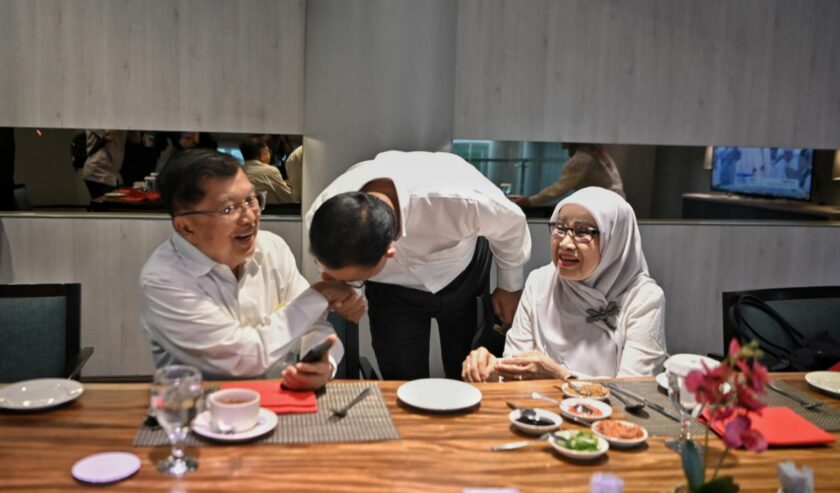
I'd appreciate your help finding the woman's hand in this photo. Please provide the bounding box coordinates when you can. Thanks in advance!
[461,347,498,383]
[494,350,572,381]
[281,335,336,390]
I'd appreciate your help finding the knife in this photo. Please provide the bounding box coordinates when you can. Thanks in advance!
[606,383,680,422]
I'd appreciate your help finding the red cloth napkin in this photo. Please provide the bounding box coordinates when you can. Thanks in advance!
[828,361,840,372]
[703,407,835,447]
[220,381,317,414]
[112,188,160,202]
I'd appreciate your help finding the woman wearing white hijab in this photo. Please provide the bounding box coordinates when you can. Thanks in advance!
[462,187,666,381]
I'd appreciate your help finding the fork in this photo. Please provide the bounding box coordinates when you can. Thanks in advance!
[330,387,372,419]
[767,382,823,411]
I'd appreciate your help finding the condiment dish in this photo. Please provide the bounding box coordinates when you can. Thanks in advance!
[508,408,563,435]
[548,430,609,460]
[560,381,610,401]
[591,419,648,448]
[559,397,612,422]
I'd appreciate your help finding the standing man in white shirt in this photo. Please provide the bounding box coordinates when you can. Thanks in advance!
[305,151,531,380]
[141,149,365,388]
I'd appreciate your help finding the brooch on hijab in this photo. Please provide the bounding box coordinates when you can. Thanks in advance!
[586,301,620,330]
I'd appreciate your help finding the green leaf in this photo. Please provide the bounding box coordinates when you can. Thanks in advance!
[681,439,704,492]
[696,476,740,493]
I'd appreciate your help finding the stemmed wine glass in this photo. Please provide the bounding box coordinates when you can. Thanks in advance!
[665,371,704,452]
[151,365,203,476]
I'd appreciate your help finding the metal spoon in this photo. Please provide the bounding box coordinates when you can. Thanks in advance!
[506,401,541,425]
[491,432,551,451]
[609,388,646,414]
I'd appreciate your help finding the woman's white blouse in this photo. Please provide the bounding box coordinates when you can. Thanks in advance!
[504,264,667,378]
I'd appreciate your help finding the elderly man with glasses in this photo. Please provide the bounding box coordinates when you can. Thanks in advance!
[140,149,365,388]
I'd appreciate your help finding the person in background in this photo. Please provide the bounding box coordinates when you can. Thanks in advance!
[121,131,167,185]
[81,129,126,199]
[510,143,624,208]
[239,137,294,204]
[463,187,666,382]
[306,151,531,380]
[284,145,303,202]
[140,149,366,387]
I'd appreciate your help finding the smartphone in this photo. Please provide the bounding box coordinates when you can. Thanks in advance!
[299,339,333,363]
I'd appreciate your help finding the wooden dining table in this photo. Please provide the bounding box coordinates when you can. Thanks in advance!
[1,374,837,492]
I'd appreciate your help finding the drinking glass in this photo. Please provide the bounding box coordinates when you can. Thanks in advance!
[151,365,203,476]
[665,371,703,452]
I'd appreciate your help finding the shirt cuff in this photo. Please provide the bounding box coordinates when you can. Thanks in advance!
[496,266,525,292]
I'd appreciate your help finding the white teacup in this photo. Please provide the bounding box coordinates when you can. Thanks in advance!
[207,388,260,433]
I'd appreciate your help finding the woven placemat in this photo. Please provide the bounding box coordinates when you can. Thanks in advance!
[767,381,840,431]
[133,382,398,447]
[608,381,706,438]
[608,380,840,438]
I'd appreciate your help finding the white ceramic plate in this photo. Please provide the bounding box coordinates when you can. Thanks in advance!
[508,408,563,435]
[548,430,609,460]
[192,408,278,442]
[559,397,612,422]
[396,378,482,412]
[71,452,141,484]
[561,381,610,401]
[805,371,840,398]
[591,419,648,448]
[0,378,84,410]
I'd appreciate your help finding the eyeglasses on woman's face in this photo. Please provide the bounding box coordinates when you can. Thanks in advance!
[177,191,266,221]
[548,222,599,243]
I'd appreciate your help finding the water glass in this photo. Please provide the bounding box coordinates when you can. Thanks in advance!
[151,365,203,476]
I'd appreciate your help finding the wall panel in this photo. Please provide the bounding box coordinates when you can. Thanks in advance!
[0,0,304,133]
[0,215,302,377]
[455,0,840,148]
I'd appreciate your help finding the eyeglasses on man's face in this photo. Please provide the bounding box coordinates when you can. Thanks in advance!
[548,222,599,243]
[177,192,266,221]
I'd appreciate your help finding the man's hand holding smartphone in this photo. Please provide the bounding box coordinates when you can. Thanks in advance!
[281,335,337,390]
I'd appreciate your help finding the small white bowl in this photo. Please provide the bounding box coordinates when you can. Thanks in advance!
[508,408,563,435]
[549,430,609,460]
[559,397,613,422]
[591,419,648,448]
[561,381,610,401]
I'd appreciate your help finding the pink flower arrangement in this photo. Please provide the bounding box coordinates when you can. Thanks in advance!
[678,339,769,493]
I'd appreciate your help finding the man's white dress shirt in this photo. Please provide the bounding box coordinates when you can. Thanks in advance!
[305,151,531,293]
[140,230,343,379]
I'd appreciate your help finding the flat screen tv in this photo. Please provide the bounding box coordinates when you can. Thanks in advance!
[710,146,814,201]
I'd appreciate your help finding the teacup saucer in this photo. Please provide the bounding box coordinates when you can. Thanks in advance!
[192,408,278,442]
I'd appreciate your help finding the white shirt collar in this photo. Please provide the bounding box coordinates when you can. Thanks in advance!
[170,232,263,279]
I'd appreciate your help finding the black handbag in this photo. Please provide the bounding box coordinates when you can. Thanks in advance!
[730,294,840,371]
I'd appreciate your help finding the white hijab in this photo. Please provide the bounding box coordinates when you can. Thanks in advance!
[537,187,655,375]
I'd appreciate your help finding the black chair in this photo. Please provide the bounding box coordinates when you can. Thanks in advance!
[0,284,94,382]
[722,286,840,370]
[328,313,379,380]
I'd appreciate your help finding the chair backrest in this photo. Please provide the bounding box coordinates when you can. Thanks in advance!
[13,184,31,211]
[0,283,81,382]
[722,286,840,369]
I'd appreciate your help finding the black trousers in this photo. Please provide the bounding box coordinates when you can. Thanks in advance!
[84,180,116,200]
[365,238,492,380]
